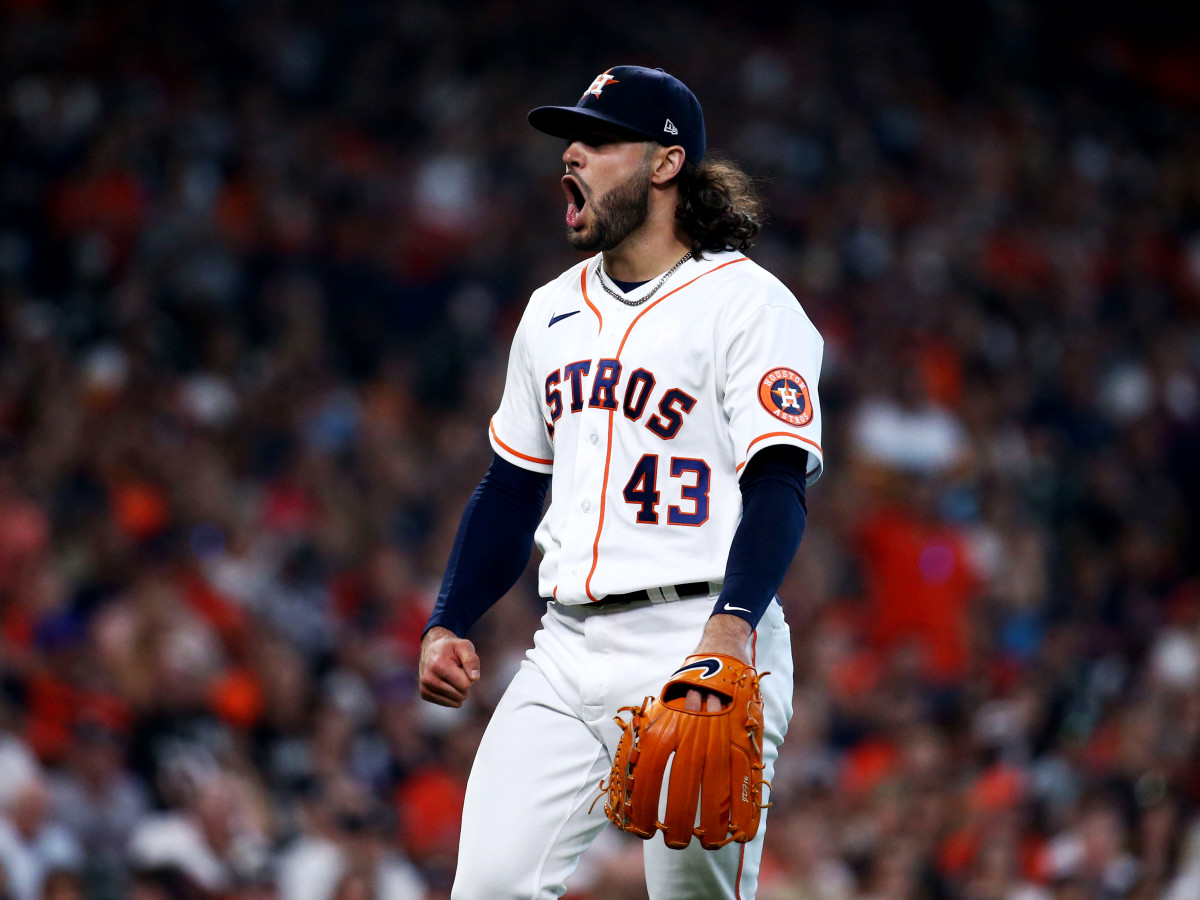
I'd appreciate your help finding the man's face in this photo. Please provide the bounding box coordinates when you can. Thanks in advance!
[561,131,655,252]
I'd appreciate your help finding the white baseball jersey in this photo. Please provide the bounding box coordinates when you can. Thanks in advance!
[489,248,824,604]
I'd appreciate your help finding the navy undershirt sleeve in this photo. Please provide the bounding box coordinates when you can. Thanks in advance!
[424,454,551,638]
[712,445,809,630]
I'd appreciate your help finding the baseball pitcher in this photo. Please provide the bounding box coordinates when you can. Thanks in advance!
[419,66,824,899]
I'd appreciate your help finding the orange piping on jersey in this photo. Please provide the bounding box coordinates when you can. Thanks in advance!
[489,419,553,466]
[581,266,603,334]
[585,258,749,602]
[735,432,824,473]
[615,258,748,357]
[585,403,617,601]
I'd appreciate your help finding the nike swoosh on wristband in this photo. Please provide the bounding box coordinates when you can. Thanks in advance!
[723,603,751,614]
[548,310,581,327]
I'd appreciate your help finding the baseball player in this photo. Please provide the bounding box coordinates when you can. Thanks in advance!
[419,66,824,899]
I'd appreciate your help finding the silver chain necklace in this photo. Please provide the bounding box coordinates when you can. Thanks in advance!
[595,250,693,308]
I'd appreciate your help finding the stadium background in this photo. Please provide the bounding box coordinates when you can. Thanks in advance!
[1,0,1200,898]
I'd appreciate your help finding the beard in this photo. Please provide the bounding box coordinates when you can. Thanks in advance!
[567,160,652,252]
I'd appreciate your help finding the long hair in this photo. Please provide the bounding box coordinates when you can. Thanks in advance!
[674,155,764,257]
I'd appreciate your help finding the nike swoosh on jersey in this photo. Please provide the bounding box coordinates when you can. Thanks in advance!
[671,657,723,680]
[722,603,751,614]
[548,310,581,327]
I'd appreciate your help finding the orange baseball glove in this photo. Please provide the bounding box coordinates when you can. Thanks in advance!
[601,654,769,850]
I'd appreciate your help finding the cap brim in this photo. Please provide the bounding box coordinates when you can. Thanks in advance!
[528,106,655,143]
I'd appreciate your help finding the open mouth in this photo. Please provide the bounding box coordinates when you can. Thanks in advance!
[562,175,586,228]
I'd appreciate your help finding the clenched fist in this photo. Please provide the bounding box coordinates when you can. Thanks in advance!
[419,626,481,708]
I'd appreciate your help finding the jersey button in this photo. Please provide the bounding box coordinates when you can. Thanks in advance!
[589,433,599,445]
[571,565,580,575]
[581,501,590,512]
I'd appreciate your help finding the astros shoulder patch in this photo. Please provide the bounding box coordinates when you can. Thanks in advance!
[758,367,812,427]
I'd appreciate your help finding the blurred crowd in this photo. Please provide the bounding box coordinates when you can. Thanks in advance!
[1,0,1200,898]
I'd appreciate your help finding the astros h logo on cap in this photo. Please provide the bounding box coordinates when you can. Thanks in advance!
[585,71,620,98]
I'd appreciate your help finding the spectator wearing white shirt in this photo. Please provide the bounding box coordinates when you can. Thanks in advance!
[0,778,82,900]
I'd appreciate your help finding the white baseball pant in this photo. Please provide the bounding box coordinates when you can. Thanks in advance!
[451,594,794,900]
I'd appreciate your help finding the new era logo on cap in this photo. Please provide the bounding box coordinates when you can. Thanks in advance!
[528,65,707,164]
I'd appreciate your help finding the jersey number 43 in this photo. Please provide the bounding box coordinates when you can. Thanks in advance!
[622,455,710,526]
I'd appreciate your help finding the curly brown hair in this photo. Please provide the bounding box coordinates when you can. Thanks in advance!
[674,156,764,257]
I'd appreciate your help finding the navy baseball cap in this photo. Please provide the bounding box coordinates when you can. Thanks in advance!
[529,66,706,163]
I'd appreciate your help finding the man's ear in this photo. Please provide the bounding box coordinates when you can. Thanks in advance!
[650,145,687,185]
